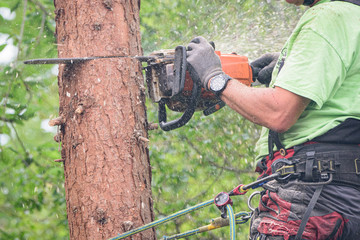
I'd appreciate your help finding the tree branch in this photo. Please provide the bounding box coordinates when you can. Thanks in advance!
[16,0,28,63]
[29,0,50,15]
[0,116,15,123]
[183,136,254,175]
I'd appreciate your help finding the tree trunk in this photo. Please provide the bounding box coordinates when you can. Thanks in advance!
[54,0,155,239]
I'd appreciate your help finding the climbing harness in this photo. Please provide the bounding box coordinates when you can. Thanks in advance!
[256,142,360,239]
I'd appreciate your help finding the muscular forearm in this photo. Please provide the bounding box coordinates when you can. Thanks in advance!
[220,79,310,132]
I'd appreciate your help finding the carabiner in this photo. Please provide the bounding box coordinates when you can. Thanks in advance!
[247,191,261,212]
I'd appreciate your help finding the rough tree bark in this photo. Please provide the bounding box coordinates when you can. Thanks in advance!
[54,0,155,239]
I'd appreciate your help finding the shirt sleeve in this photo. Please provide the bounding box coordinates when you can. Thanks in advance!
[274,28,346,109]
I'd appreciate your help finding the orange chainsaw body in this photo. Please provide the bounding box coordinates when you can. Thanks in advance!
[182,51,253,99]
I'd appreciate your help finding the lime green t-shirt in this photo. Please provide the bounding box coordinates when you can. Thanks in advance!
[255,0,360,161]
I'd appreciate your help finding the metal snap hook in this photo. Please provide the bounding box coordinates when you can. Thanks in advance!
[247,191,261,212]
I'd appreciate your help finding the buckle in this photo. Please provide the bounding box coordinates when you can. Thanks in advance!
[270,158,296,183]
[279,148,287,157]
[276,165,295,176]
[317,159,336,173]
[355,158,360,175]
[271,158,294,174]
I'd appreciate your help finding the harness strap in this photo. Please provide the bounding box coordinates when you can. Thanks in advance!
[304,151,315,182]
[268,130,287,160]
[295,185,324,240]
[291,143,360,187]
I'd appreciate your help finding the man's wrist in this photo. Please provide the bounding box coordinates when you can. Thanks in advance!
[208,73,231,96]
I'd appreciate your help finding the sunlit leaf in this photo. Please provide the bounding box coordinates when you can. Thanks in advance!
[0,44,6,52]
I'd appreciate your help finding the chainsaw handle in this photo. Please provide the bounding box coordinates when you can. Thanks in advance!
[158,46,201,131]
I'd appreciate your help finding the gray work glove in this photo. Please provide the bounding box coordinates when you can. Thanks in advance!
[187,36,223,90]
[250,52,280,86]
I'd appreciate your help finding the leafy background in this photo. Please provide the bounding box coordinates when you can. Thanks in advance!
[0,0,304,239]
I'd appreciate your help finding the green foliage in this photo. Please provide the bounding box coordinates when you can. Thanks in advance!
[0,0,304,239]
[0,0,67,239]
[140,0,304,58]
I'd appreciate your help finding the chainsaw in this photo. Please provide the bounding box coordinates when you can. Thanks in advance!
[24,45,254,131]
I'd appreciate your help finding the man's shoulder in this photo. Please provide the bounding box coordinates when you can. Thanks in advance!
[302,0,360,25]
[302,2,341,26]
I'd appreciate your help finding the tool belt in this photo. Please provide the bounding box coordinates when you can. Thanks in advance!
[260,118,360,187]
[268,143,360,188]
[263,143,360,240]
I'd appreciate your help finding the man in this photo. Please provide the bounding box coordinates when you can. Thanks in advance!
[187,0,360,239]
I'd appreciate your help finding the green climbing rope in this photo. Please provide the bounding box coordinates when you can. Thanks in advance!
[108,199,214,240]
[162,212,251,240]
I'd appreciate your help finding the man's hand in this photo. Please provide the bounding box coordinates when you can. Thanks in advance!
[187,36,223,90]
[251,53,280,86]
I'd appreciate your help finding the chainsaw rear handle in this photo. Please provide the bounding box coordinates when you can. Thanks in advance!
[158,46,201,131]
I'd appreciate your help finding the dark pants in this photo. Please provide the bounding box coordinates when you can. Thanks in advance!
[249,181,360,240]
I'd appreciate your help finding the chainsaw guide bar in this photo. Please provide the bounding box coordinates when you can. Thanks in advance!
[23,55,155,65]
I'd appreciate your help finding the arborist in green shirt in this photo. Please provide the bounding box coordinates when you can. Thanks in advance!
[187,0,360,239]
